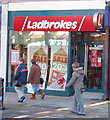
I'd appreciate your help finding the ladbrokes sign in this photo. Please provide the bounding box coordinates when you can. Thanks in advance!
[14,14,102,31]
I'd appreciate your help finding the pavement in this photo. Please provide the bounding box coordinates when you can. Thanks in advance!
[0,92,109,120]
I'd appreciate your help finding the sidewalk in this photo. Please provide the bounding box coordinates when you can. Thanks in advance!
[0,92,109,119]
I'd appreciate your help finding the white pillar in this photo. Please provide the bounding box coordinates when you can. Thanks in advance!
[0,3,8,91]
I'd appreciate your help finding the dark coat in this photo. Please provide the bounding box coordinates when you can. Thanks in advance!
[28,64,41,84]
[14,63,28,85]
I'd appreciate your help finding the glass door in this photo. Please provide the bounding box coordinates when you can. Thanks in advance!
[84,43,104,91]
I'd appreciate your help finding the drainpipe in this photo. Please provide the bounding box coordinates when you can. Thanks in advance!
[105,1,110,100]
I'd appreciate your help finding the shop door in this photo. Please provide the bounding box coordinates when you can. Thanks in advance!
[84,42,105,92]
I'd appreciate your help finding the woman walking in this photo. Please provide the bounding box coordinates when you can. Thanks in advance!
[28,59,45,100]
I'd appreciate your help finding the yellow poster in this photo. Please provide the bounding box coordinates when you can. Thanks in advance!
[28,44,48,89]
[47,46,68,91]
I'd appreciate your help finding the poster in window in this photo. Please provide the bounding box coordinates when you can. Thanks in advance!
[89,49,98,67]
[47,46,68,91]
[28,44,48,89]
[11,49,20,66]
[89,48,103,68]
[97,57,102,67]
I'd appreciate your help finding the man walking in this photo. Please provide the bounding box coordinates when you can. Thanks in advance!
[14,58,28,103]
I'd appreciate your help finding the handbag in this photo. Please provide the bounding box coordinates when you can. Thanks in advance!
[40,77,44,84]
[80,87,86,94]
[15,81,22,87]
[27,83,34,94]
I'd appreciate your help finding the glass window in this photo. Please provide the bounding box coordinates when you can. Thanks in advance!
[84,31,106,42]
[8,31,69,87]
[85,44,103,89]
[71,31,105,90]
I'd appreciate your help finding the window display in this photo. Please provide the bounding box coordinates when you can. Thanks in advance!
[27,45,48,89]
[85,44,103,89]
[71,31,105,90]
[8,31,69,89]
[47,46,68,91]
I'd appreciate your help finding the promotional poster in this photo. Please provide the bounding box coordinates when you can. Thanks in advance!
[28,44,48,89]
[10,49,20,66]
[47,46,68,91]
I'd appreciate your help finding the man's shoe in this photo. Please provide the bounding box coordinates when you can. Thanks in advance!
[18,100,22,102]
[18,96,25,103]
[20,96,25,102]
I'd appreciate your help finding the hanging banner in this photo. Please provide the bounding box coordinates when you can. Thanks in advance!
[28,44,48,89]
[47,46,68,91]
[10,49,20,66]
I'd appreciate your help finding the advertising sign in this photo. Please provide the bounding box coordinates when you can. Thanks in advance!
[93,13,103,29]
[14,15,98,31]
[47,46,68,91]
[89,49,98,67]
[97,57,102,67]
[10,49,20,66]
[28,44,48,89]
[89,48,102,68]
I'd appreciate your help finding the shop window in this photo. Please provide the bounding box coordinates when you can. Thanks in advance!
[71,32,82,63]
[86,45,103,89]
[8,30,69,90]
[84,31,106,42]
[71,31,105,90]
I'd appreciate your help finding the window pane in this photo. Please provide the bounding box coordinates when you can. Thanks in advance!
[8,31,69,87]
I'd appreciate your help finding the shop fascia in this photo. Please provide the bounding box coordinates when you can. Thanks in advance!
[27,20,78,30]
[14,13,103,31]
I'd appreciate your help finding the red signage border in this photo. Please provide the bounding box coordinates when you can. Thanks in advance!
[14,14,102,31]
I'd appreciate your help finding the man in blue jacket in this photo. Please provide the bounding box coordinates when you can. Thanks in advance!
[14,58,28,103]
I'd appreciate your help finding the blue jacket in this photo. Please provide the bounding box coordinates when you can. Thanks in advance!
[14,63,28,85]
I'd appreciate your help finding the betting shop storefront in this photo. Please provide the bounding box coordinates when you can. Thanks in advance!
[6,2,106,96]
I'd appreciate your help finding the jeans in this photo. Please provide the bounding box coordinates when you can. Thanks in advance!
[32,84,40,93]
[15,85,25,99]
[72,89,85,114]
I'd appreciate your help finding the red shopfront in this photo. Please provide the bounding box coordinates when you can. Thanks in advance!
[7,12,105,96]
[14,15,100,31]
